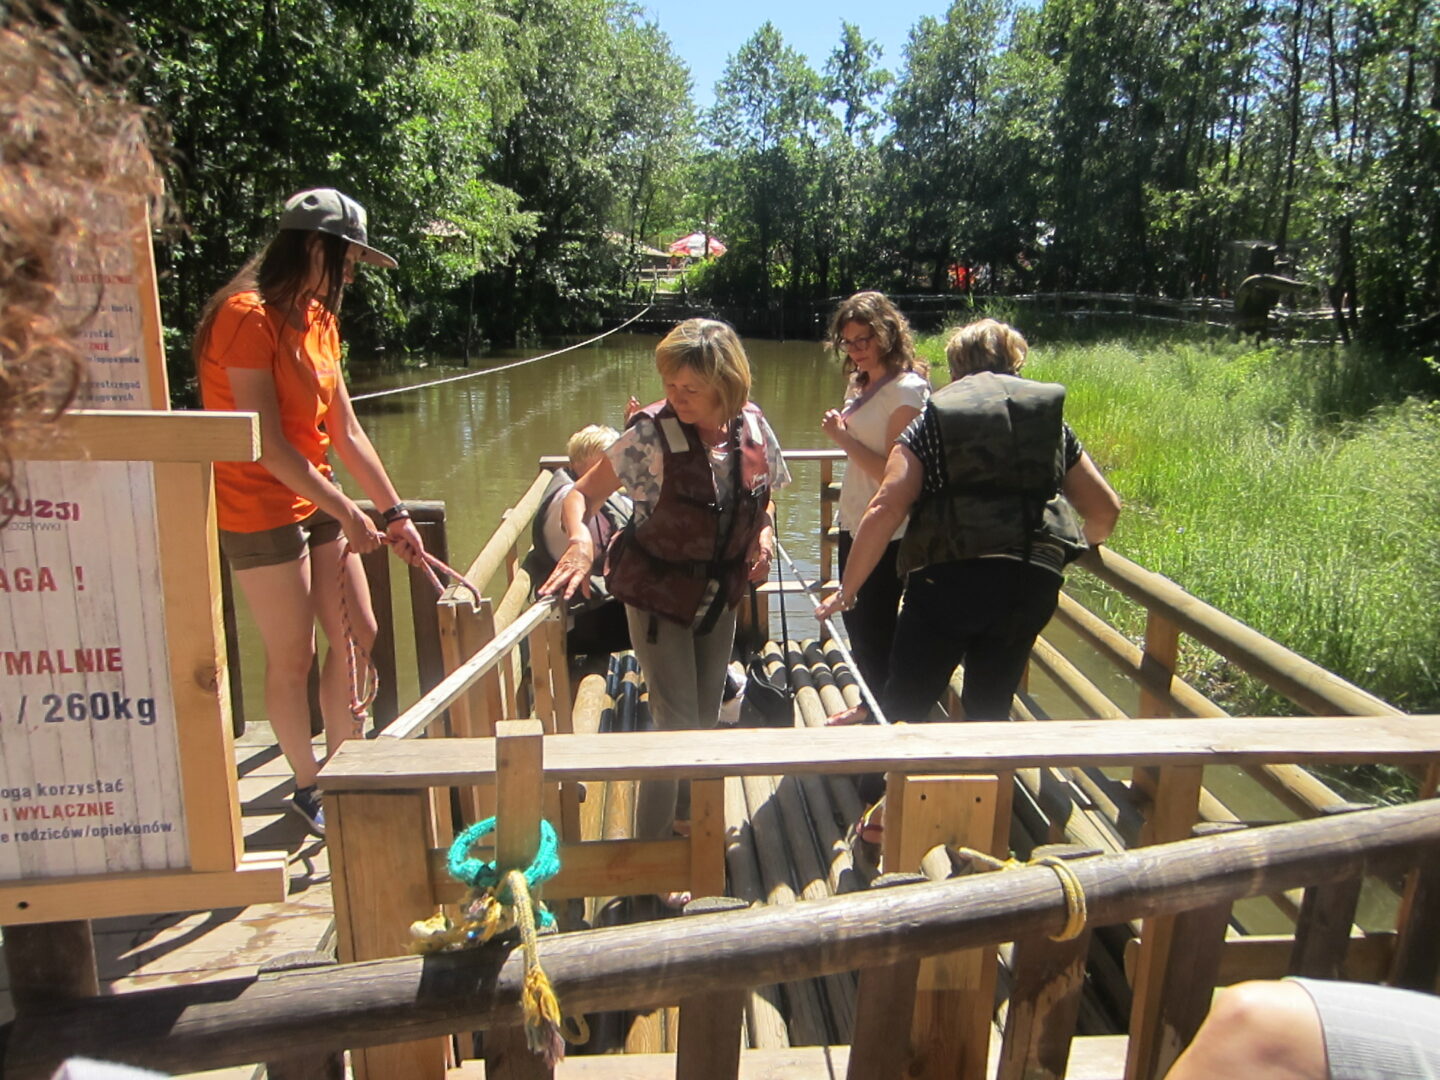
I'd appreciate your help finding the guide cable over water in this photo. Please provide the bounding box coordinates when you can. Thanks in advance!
[351,305,654,403]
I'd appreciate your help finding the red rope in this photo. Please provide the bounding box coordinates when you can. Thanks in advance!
[337,538,482,737]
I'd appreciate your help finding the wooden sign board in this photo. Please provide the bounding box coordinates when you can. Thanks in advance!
[0,196,284,924]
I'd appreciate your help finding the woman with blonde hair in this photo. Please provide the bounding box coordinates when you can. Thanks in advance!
[820,291,929,718]
[541,318,789,905]
[817,318,1120,840]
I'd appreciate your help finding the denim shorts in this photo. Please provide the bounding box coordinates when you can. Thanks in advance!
[219,506,343,571]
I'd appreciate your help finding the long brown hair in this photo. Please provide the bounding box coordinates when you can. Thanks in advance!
[1,3,161,513]
[193,228,350,365]
[826,291,928,390]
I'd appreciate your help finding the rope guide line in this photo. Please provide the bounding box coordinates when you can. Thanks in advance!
[337,536,482,736]
[351,304,654,403]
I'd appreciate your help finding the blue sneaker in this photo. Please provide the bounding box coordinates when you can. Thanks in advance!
[290,785,326,837]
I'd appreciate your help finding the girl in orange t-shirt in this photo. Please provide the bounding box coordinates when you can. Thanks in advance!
[196,189,425,837]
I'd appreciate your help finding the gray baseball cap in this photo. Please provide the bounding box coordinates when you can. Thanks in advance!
[278,188,398,269]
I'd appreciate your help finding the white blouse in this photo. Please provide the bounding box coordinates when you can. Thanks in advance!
[837,371,930,538]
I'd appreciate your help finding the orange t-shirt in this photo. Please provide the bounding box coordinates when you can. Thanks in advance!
[199,292,340,532]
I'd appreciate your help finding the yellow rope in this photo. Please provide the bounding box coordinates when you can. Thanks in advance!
[952,847,1089,942]
[504,868,591,1064]
[407,872,590,1065]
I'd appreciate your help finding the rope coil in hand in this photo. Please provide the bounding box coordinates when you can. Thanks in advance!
[953,846,1089,942]
[337,535,482,738]
[408,816,588,1066]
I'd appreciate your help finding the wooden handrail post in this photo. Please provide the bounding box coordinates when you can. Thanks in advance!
[407,503,451,698]
[543,611,582,844]
[485,719,553,1080]
[326,788,446,1080]
[820,457,835,584]
[1136,822,1242,1080]
[888,773,1001,1080]
[1389,851,1440,992]
[1290,803,1370,980]
[3,920,99,1013]
[848,871,925,1080]
[437,594,502,823]
[995,844,1101,1080]
[676,896,750,1079]
[689,778,727,900]
[495,720,546,868]
[1124,763,1204,1080]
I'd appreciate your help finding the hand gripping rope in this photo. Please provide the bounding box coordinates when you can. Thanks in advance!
[336,536,483,737]
[952,846,1089,942]
[408,817,589,1066]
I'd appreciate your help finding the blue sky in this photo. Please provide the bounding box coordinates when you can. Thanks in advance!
[639,0,955,112]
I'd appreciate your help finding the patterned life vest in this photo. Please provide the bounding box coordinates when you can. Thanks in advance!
[897,371,1087,576]
[522,468,632,613]
[605,400,771,627]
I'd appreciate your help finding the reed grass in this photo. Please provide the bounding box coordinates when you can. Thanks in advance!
[918,329,1440,720]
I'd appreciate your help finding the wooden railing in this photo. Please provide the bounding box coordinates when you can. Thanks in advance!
[8,723,1439,1080]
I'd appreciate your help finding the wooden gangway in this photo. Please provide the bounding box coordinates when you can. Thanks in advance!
[5,450,1436,1079]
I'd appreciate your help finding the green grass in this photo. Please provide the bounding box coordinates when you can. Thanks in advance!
[917,329,1440,720]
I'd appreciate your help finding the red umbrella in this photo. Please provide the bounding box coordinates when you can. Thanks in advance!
[668,232,727,258]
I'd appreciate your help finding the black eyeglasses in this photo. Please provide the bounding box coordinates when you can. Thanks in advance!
[839,333,874,350]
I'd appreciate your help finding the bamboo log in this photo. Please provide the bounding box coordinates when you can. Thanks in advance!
[819,639,863,711]
[464,472,553,597]
[1079,547,1401,721]
[9,802,1440,1077]
[771,774,858,1042]
[741,773,831,1046]
[1054,592,1362,818]
[790,645,867,832]
[723,775,792,1051]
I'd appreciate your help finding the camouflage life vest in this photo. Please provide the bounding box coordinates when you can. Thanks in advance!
[896,371,1087,576]
[605,400,771,628]
[521,468,632,613]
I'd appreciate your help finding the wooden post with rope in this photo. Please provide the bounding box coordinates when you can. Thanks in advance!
[995,843,1101,1080]
[484,720,554,1079]
[887,773,1002,1080]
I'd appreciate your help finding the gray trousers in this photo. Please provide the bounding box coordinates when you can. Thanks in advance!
[628,603,737,840]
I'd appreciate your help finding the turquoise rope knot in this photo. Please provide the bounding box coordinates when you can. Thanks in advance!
[447,817,561,929]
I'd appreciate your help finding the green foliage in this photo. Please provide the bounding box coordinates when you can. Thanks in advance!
[74,0,1440,360]
[76,0,695,375]
[683,0,1437,354]
[1017,333,1440,715]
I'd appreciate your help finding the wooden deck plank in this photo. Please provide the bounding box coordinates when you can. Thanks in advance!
[321,715,1440,792]
[444,1035,1129,1078]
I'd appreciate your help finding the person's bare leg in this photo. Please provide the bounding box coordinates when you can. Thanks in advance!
[233,556,321,788]
[826,703,870,725]
[310,539,378,756]
[1166,981,1328,1080]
